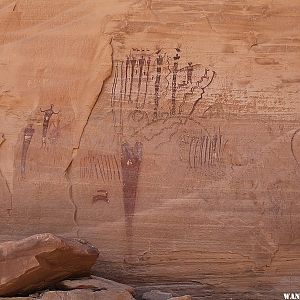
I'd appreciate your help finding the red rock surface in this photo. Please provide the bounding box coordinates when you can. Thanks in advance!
[56,276,135,294]
[0,289,135,300]
[40,289,135,300]
[142,290,173,300]
[0,233,99,296]
[169,297,192,300]
[0,0,299,299]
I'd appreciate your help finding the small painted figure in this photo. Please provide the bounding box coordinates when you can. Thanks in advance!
[171,52,180,115]
[187,62,193,84]
[136,56,146,106]
[129,56,137,102]
[153,54,163,121]
[93,189,109,203]
[21,124,35,177]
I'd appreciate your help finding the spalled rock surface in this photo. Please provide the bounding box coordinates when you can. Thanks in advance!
[0,233,99,296]
[0,0,299,299]
[169,297,192,300]
[56,275,134,294]
[0,289,135,300]
[40,289,135,300]
[142,290,173,300]
[0,298,35,300]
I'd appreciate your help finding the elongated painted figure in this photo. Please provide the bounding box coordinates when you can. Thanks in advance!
[153,54,163,121]
[21,124,35,177]
[40,104,59,147]
[121,141,143,236]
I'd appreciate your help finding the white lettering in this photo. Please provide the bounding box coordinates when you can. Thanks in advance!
[284,293,300,300]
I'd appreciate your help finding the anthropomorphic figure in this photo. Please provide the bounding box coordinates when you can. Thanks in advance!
[186,62,193,84]
[40,104,59,147]
[171,51,181,116]
[153,54,164,121]
[21,124,35,177]
[93,189,109,203]
[121,141,143,236]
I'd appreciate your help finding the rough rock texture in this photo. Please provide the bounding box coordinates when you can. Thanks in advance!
[142,290,173,300]
[56,276,134,294]
[0,289,135,300]
[0,298,35,300]
[0,0,299,299]
[0,233,99,296]
[169,297,192,300]
[40,289,135,300]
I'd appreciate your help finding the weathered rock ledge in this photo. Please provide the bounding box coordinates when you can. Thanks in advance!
[0,234,192,300]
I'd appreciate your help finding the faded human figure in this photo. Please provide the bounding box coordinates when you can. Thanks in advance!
[21,124,35,178]
[121,141,143,237]
[175,65,216,116]
[40,104,59,147]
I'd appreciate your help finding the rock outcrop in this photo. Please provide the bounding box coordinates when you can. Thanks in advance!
[56,276,134,294]
[169,297,192,300]
[0,233,99,296]
[38,289,135,300]
[141,290,192,300]
[142,290,173,300]
[0,289,135,300]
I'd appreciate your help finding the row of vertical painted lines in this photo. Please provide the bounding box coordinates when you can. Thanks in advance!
[189,133,223,168]
[80,154,121,181]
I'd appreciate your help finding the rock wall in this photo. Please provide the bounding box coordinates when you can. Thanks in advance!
[0,0,299,298]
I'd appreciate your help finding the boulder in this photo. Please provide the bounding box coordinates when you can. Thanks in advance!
[56,275,134,294]
[0,298,35,300]
[142,290,173,300]
[169,297,192,300]
[0,233,99,296]
[0,289,135,300]
[40,289,135,300]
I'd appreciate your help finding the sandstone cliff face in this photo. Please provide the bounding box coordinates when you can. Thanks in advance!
[0,0,299,299]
